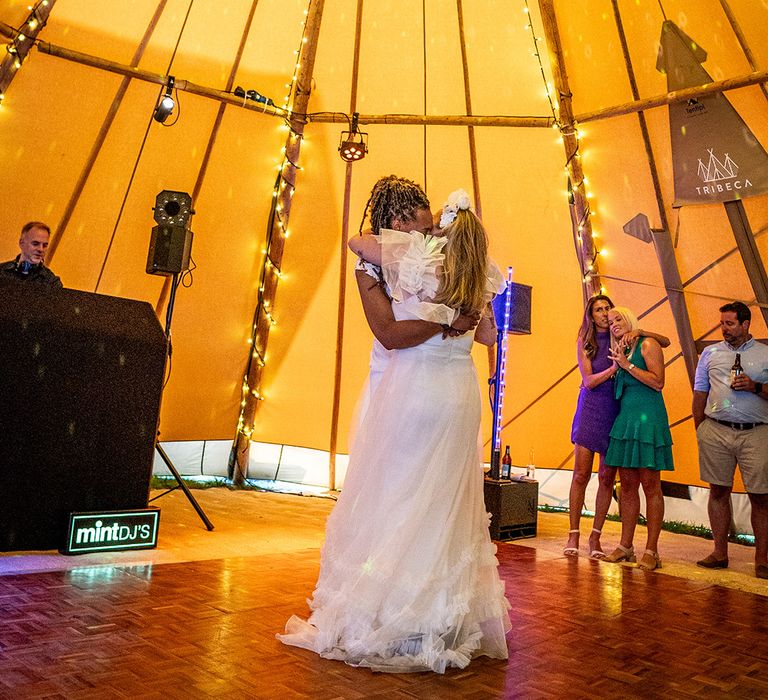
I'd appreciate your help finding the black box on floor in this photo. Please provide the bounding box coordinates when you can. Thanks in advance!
[484,477,538,540]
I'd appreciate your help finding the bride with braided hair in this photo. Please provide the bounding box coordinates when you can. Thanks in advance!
[278,186,511,673]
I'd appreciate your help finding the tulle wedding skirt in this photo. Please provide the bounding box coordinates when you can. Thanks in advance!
[278,336,511,673]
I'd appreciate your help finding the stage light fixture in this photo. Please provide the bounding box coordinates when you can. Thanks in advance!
[152,190,194,228]
[153,76,176,123]
[338,112,368,163]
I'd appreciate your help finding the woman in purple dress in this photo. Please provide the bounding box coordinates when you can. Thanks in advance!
[565,295,669,558]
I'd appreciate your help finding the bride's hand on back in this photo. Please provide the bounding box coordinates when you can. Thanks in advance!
[452,309,481,333]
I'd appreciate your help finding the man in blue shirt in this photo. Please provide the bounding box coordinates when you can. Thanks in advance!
[692,301,768,579]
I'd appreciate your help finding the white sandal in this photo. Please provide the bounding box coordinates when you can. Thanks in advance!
[589,527,607,560]
[563,529,580,557]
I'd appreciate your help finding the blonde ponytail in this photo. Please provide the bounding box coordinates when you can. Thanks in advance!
[433,209,488,314]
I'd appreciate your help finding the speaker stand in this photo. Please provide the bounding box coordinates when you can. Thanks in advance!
[147,272,214,531]
[149,443,214,531]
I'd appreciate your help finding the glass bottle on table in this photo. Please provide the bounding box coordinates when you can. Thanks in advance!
[501,445,512,480]
[526,448,535,481]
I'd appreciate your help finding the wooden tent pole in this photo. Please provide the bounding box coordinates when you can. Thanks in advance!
[328,0,364,492]
[538,0,600,301]
[6,19,764,130]
[718,0,768,102]
[456,0,482,218]
[155,0,260,318]
[2,28,286,119]
[231,0,325,484]
[308,112,551,127]
[574,69,768,124]
[5,17,766,130]
[48,1,168,265]
[610,0,698,387]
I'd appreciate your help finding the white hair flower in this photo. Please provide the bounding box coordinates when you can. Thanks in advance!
[439,188,472,229]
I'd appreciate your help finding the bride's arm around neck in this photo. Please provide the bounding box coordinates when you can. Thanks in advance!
[349,233,382,266]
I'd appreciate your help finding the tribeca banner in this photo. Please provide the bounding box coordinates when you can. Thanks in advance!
[657,21,768,207]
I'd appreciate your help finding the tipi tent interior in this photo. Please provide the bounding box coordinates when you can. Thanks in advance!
[1,0,767,534]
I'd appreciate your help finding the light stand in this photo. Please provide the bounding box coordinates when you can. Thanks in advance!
[146,191,213,531]
[488,267,514,479]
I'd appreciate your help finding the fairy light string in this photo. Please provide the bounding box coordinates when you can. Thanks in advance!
[523,0,605,296]
[235,2,312,446]
[0,1,54,105]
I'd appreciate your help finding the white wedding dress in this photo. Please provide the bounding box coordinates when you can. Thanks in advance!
[278,230,511,673]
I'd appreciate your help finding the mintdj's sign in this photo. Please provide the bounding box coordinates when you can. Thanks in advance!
[63,509,160,554]
[657,21,768,207]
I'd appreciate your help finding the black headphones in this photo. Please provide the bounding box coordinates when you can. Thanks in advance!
[15,259,41,275]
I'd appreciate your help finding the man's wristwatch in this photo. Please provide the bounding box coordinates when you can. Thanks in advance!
[755,381,764,395]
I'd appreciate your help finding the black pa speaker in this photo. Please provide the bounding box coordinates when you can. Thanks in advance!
[491,281,532,335]
[484,478,538,540]
[0,282,167,550]
[147,224,193,275]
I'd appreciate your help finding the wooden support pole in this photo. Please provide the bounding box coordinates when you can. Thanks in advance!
[648,228,699,385]
[611,0,698,387]
[538,0,600,301]
[6,20,765,132]
[724,200,768,328]
[328,0,364,492]
[231,0,325,483]
[308,112,552,128]
[718,0,768,102]
[574,68,768,124]
[456,0,482,217]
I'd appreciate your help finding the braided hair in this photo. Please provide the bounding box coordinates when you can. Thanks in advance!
[360,175,430,234]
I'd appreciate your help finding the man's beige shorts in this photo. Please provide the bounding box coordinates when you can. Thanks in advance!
[697,419,768,493]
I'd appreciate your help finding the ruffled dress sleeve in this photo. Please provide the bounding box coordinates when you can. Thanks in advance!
[379,229,457,326]
[354,235,383,283]
[484,260,507,301]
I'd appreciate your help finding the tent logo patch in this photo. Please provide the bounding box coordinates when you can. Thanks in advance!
[695,149,752,196]
[684,98,706,116]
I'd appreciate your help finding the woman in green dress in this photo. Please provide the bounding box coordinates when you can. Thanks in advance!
[603,306,674,571]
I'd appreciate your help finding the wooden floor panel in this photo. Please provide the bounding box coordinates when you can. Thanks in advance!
[1,545,767,699]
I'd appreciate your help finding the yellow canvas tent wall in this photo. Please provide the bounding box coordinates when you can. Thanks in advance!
[1,0,766,497]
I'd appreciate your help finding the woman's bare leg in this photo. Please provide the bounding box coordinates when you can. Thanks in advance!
[589,456,617,556]
[639,468,664,553]
[566,445,595,552]
[618,467,640,550]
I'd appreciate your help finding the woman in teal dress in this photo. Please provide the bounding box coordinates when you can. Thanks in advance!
[603,306,673,571]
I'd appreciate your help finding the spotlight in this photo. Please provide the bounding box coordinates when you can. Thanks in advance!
[147,190,194,276]
[338,112,368,162]
[153,76,175,123]
[152,190,194,228]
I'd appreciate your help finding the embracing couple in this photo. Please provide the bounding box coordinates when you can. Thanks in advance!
[278,175,511,673]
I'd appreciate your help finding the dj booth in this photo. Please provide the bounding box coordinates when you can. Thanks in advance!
[0,281,167,551]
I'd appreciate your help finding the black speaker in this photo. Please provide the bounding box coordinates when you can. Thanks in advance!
[491,281,532,335]
[146,224,193,275]
[0,281,167,550]
[484,478,538,540]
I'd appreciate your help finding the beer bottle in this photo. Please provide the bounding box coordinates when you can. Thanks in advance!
[501,446,512,480]
[730,353,743,387]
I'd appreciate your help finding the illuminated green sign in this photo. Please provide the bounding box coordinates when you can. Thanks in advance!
[63,509,160,554]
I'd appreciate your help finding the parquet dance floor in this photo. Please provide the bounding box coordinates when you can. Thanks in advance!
[2,538,768,699]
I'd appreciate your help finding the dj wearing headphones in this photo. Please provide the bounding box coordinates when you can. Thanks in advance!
[1,221,63,288]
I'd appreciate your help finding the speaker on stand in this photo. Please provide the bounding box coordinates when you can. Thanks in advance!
[146,190,213,531]
[485,270,537,541]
